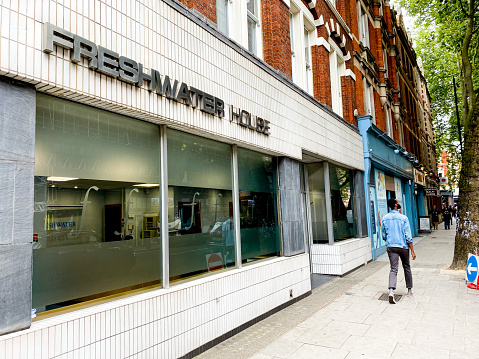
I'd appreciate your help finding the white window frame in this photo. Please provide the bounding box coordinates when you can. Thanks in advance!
[216,0,229,36]
[363,79,375,123]
[383,48,389,78]
[289,12,297,82]
[247,0,261,56]
[385,106,393,138]
[304,26,313,94]
[357,5,370,48]
[289,1,315,91]
[329,49,344,117]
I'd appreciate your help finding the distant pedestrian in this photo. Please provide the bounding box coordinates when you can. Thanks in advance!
[431,205,439,230]
[443,207,451,229]
[453,206,458,224]
[382,198,416,304]
[448,205,454,225]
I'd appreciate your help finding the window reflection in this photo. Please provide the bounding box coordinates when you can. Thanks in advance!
[33,95,161,312]
[329,164,356,241]
[308,163,328,244]
[167,130,235,281]
[237,148,280,262]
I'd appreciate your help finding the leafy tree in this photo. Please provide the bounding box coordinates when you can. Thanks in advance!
[399,0,479,268]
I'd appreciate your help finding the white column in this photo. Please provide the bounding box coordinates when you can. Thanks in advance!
[232,145,242,269]
[323,162,335,245]
[160,125,170,288]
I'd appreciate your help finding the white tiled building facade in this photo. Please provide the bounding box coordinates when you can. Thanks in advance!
[0,0,369,358]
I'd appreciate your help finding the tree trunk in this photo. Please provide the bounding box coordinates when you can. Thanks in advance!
[452,97,479,269]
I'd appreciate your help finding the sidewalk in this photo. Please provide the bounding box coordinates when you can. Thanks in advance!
[197,224,479,359]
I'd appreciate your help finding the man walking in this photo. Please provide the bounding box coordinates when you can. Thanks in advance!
[431,205,439,230]
[443,206,451,230]
[382,198,416,304]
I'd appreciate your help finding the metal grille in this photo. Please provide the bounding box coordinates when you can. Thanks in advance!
[378,293,402,302]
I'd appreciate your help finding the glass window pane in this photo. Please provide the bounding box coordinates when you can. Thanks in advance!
[33,94,161,312]
[329,164,356,241]
[289,13,294,51]
[304,28,310,65]
[247,0,256,16]
[217,0,228,35]
[167,129,234,282]
[308,163,329,243]
[237,148,280,262]
[248,16,257,54]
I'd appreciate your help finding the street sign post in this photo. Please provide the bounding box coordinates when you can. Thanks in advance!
[466,254,478,286]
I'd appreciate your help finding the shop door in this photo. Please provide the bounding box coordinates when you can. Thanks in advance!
[105,204,122,242]
[300,164,313,273]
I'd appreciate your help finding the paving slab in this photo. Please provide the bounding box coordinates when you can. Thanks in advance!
[258,339,303,358]
[288,344,348,359]
[340,335,396,356]
[196,223,478,359]
[391,343,450,359]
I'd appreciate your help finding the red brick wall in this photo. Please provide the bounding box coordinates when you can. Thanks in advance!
[353,68,363,117]
[262,0,293,78]
[336,0,347,26]
[392,111,400,143]
[341,76,357,125]
[374,90,386,132]
[309,1,357,114]
[178,0,217,23]
[312,45,332,107]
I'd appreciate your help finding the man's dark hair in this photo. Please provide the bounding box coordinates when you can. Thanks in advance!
[387,198,397,210]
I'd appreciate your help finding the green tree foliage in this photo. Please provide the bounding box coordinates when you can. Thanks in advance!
[413,27,461,184]
[399,0,479,268]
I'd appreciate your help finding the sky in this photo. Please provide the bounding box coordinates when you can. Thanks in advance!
[389,0,417,38]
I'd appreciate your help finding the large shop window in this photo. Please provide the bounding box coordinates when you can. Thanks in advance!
[329,164,356,241]
[237,148,280,262]
[308,163,328,244]
[308,163,357,243]
[33,95,161,312]
[167,130,234,281]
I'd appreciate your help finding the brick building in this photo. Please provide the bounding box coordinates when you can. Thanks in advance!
[179,0,436,174]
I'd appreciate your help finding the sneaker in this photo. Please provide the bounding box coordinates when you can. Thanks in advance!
[389,292,396,304]
[407,290,415,298]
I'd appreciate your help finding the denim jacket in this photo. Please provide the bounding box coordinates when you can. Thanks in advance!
[381,210,412,249]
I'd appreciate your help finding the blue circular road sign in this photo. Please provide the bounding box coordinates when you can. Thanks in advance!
[467,255,478,283]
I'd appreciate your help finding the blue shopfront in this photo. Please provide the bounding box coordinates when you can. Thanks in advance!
[358,116,417,259]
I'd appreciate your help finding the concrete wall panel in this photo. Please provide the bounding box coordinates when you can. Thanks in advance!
[0,243,32,335]
[0,79,35,335]
[279,158,305,256]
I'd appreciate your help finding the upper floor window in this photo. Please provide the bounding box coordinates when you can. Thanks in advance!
[217,0,229,36]
[398,120,405,147]
[247,0,260,54]
[358,6,369,48]
[304,27,313,94]
[330,50,344,117]
[385,106,393,138]
[364,80,375,122]
[289,12,296,82]
[383,48,389,78]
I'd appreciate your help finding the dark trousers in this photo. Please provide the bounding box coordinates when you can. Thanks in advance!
[387,246,413,290]
[445,220,450,229]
